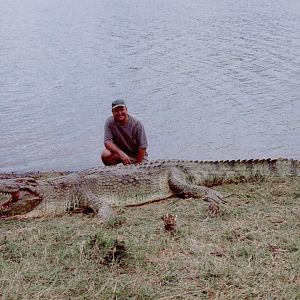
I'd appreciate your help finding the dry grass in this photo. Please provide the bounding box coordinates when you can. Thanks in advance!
[0,178,299,299]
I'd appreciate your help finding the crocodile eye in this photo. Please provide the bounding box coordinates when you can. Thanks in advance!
[26,179,38,186]
[15,178,38,186]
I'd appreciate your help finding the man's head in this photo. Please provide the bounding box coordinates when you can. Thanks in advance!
[112,99,126,110]
[111,99,128,123]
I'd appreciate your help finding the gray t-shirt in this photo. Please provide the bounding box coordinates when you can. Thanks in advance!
[104,115,148,157]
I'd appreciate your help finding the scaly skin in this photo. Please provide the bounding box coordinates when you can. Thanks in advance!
[0,158,299,221]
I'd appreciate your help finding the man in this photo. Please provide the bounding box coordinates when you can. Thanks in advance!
[101,99,148,165]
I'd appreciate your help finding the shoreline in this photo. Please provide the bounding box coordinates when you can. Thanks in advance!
[0,171,72,180]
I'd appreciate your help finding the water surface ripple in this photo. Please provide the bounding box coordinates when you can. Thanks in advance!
[0,0,299,172]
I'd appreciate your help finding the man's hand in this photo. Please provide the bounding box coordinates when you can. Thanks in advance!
[119,152,131,165]
[104,141,131,165]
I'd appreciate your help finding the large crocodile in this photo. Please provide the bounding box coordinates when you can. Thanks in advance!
[0,158,299,221]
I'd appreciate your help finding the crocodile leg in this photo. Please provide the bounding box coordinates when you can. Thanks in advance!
[168,167,226,204]
[81,191,115,222]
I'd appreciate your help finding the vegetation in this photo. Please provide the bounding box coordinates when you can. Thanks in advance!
[0,178,299,299]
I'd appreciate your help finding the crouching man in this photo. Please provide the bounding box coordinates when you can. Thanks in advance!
[101,99,148,165]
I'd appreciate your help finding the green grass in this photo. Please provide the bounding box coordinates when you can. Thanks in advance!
[0,178,299,299]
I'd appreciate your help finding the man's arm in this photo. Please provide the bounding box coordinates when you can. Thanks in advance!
[135,120,148,164]
[136,148,146,164]
[104,118,131,165]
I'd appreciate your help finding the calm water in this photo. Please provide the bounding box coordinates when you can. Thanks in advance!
[0,0,299,172]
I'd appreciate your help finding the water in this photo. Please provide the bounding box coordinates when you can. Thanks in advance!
[0,0,299,172]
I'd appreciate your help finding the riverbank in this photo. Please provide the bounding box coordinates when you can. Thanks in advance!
[0,177,299,299]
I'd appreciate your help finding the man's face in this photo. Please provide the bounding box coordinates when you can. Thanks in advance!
[112,106,128,123]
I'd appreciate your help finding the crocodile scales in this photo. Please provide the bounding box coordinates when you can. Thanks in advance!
[0,158,299,221]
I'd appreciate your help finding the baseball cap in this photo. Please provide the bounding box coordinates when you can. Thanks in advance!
[112,99,126,109]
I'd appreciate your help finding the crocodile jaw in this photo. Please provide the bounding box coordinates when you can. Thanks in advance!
[0,179,43,217]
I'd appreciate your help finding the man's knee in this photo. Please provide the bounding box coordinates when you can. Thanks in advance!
[101,149,112,165]
[101,149,120,166]
[101,148,111,159]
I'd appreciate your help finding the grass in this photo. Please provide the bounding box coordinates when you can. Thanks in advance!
[0,177,299,299]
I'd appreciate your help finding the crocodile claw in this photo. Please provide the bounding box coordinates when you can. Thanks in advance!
[204,189,226,204]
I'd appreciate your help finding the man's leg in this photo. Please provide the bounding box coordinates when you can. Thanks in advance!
[101,149,122,166]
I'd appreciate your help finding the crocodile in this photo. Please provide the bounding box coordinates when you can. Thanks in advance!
[0,158,299,221]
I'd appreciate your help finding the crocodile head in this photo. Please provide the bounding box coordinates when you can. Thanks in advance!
[0,177,45,218]
[0,173,84,218]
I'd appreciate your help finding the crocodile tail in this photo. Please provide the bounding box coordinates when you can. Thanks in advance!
[186,158,300,186]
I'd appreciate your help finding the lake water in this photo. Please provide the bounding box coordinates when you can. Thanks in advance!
[0,0,299,172]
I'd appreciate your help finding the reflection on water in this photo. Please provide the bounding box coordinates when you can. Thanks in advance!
[0,0,299,172]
